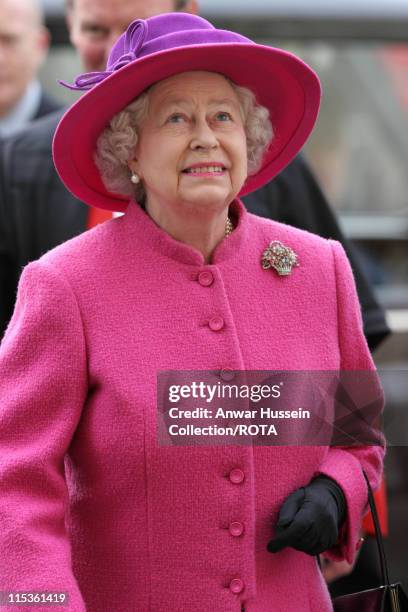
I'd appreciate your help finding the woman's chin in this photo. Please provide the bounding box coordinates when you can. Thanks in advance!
[179,185,235,209]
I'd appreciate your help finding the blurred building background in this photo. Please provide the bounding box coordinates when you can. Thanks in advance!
[39,0,408,591]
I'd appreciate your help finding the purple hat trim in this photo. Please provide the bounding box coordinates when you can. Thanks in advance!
[59,20,149,91]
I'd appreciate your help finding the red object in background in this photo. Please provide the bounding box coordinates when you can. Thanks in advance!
[87,207,113,229]
[362,476,388,537]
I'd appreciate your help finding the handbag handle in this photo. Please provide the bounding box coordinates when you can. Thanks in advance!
[362,470,390,587]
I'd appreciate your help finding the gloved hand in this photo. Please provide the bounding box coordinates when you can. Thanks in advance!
[267,476,346,556]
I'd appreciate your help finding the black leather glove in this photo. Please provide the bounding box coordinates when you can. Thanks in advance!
[267,476,346,556]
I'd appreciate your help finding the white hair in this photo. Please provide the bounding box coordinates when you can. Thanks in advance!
[94,78,273,202]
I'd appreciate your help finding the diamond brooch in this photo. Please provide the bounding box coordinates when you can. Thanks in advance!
[261,241,299,276]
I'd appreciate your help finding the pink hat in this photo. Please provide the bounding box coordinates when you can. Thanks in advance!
[53,13,321,212]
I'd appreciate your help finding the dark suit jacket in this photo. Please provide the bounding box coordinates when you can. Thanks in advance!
[35,90,61,121]
[0,109,390,348]
[0,88,60,137]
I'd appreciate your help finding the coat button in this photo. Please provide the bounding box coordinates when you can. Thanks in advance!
[229,468,245,484]
[220,368,235,381]
[198,271,214,286]
[229,521,244,537]
[209,316,224,331]
[229,578,244,594]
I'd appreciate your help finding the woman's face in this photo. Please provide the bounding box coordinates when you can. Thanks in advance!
[130,71,248,214]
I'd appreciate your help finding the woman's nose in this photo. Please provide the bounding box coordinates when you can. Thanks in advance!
[190,120,218,150]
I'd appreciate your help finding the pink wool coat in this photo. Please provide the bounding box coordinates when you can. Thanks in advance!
[0,198,383,612]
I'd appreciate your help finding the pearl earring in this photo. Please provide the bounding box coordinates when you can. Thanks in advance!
[131,172,140,184]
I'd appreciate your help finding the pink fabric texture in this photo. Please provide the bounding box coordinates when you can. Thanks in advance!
[0,199,384,611]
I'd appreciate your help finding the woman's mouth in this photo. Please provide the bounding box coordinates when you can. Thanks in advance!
[182,165,227,177]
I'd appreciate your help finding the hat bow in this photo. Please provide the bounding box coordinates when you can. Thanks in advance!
[59,20,148,91]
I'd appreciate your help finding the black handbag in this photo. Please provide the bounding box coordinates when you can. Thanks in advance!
[332,471,408,612]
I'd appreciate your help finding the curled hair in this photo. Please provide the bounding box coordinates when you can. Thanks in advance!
[95,78,273,201]
[233,83,273,175]
[95,93,149,201]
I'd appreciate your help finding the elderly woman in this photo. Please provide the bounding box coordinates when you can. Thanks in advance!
[0,13,383,612]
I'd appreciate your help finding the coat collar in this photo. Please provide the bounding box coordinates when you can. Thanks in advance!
[121,198,249,266]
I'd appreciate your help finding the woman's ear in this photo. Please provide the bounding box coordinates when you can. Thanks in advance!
[128,159,142,178]
[128,158,144,186]
[128,160,137,173]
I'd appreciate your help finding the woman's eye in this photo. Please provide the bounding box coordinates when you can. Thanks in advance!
[167,114,185,123]
[216,112,232,121]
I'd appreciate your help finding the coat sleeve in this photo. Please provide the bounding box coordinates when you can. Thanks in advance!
[315,239,385,564]
[0,260,88,611]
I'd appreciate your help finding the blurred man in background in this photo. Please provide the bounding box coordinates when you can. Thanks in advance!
[0,0,60,136]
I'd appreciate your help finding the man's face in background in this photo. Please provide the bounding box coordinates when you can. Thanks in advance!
[68,0,197,72]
